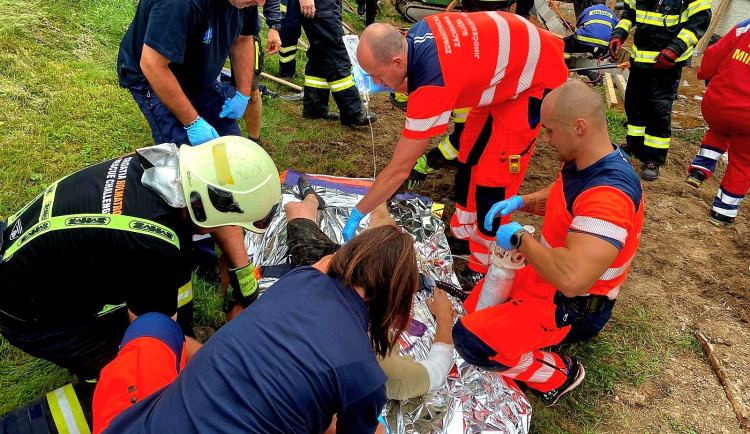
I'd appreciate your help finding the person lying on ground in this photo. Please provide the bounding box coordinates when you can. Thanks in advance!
[452,80,644,407]
[91,223,418,433]
[283,176,456,399]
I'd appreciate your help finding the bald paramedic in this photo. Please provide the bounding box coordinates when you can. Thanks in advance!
[453,81,644,406]
[343,14,567,282]
[0,137,279,431]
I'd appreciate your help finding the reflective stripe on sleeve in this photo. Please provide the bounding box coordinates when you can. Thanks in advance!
[570,216,628,244]
[677,28,698,47]
[633,44,693,63]
[47,384,91,434]
[686,0,711,16]
[405,110,452,132]
[614,19,632,33]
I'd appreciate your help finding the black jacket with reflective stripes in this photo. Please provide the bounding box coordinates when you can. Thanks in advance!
[611,0,711,67]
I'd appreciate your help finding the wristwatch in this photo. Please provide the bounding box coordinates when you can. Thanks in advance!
[510,229,529,249]
[268,23,282,31]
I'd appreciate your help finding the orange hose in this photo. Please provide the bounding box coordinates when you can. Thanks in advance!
[549,0,576,34]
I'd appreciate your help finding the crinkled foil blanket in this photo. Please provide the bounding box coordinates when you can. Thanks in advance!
[245,177,531,434]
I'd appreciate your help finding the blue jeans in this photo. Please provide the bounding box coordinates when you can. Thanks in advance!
[129,81,242,146]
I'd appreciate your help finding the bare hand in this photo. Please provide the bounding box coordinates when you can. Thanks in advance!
[299,0,315,18]
[266,29,281,55]
[427,288,455,320]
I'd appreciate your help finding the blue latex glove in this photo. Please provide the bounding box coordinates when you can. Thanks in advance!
[343,207,366,242]
[484,196,524,232]
[496,221,524,251]
[219,91,251,119]
[185,117,219,146]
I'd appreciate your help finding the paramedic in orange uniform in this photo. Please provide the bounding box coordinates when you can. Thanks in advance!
[453,81,644,406]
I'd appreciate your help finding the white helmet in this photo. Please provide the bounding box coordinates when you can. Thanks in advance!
[179,136,281,233]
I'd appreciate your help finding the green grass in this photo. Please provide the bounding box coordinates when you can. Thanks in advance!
[0,0,703,431]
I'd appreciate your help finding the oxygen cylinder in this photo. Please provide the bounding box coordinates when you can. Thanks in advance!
[475,226,534,310]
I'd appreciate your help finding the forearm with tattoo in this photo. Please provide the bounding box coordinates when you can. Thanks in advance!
[520,193,547,215]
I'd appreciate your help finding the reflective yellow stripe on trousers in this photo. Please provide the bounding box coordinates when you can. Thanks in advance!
[47,384,91,434]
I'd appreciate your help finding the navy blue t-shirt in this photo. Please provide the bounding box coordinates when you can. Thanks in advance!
[117,0,260,92]
[103,267,387,434]
[406,19,444,94]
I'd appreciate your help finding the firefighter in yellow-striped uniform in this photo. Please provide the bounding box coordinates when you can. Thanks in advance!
[609,0,711,180]
[295,0,375,126]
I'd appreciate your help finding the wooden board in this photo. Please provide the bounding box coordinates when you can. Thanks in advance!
[604,73,618,108]
[614,74,628,103]
[696,0,731,54]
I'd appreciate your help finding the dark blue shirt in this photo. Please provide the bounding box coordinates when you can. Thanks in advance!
[574,4,618,48]
[406,19,444,94]
[118,0,267,92]
[103,267,387,434]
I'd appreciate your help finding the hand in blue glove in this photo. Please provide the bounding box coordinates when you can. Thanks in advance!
[496,222,524,250]
[343,207,366,242]
[219,91,251,119]
[185,117,219,146]
[484,196,523,232]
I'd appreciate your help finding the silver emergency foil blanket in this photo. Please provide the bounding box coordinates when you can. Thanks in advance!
[245,175,531,434]
[136,143,186,208]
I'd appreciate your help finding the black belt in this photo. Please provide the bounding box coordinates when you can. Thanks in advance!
[554,291,615,316]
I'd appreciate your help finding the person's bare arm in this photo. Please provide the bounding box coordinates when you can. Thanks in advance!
[205,225,249,269]
[518,183,554,216]
[229,35,255,96]
[427,288,455,345]
[355,136,430,214]
[140,44,198,125]
[518,231,619,297]
[184,336,202,361]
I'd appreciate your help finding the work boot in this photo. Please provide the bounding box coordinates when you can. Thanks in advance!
[619,143,632,155]
[297,175,326,209]
[457,267,484,292]
[533,357,586,407]
[686,169,706,188]
[342,109,377,127]
[302,111,340,121]
[641,161,660,181]
[709,210,734,227]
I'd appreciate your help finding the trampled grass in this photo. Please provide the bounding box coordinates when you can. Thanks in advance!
[0,1,704,431]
